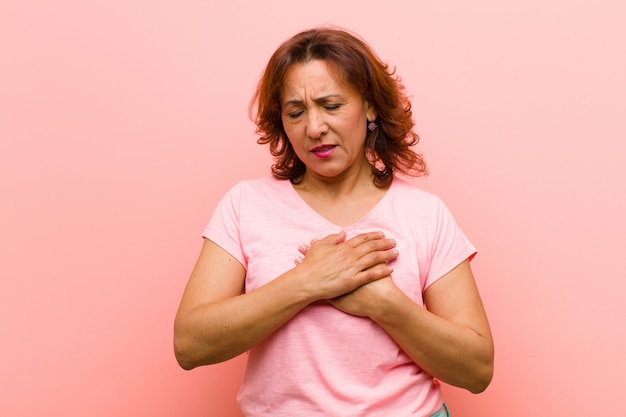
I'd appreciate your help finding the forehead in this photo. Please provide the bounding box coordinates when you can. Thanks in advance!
[281,60,352,98]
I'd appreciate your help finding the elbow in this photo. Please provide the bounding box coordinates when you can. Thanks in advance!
[467,353,494,394]
[467,335,495,394]
[174,336,198,371]
[468,367,493,394]
[173,314,208,370]
[176,359,195,371]
[175,355,196,371]
[173,326,226,370]
[173,323,208,370]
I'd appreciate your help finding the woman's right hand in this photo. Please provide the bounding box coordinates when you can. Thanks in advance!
[294,230,398,301]
[174,231,397,369]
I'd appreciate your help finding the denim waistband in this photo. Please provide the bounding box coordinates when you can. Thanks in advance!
[430,403,450,417]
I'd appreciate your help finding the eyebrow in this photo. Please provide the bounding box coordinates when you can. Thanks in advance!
[283,94,344,107]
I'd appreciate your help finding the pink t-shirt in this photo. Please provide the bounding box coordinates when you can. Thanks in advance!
[203,176,476,417]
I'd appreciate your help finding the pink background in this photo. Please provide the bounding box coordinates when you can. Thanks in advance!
[1,1,625,415]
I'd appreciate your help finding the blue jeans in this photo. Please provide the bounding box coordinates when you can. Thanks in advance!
[430,403,450,417]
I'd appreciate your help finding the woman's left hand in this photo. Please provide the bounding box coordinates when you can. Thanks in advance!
[297,240,494,394]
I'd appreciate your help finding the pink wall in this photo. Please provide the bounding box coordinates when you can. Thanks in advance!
[1,1,624,415]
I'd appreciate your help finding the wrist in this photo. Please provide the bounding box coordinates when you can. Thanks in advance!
[368,282,415,325]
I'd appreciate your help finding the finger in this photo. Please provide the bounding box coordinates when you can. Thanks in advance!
[347,235,397,263]
[314,230,346,245]
[333,230,347,244]
[356,263,394,285]
[345,231,386,248]
[358,246,399,267]
[309,230,346,248]
[343,244,398,278]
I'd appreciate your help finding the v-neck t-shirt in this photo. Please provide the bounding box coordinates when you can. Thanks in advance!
[203,175,476,417]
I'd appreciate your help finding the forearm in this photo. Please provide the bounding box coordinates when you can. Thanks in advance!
[174,269,313,369]
[174,231,399,370]
[371,288,494,393]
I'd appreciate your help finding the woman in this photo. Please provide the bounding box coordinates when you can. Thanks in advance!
[174,27,494,417]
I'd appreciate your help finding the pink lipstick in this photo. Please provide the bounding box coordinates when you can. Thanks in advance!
[311,145,336,159]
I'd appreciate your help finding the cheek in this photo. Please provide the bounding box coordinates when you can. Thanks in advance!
[282,122,301,143]
[280,126,300,153]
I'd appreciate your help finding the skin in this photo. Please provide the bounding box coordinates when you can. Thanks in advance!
[174,59,494,394]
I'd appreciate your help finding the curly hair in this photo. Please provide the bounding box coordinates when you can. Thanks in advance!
[250,27,427,187]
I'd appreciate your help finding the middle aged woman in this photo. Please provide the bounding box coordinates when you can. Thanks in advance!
[174,27,494,417]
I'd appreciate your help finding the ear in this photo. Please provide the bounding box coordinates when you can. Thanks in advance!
[365,100,377,122]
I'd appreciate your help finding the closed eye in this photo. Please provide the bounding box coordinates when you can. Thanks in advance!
[324,103,341,111]
[287,110,304,119]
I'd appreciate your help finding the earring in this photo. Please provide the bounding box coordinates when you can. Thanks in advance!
[368,121,377,132]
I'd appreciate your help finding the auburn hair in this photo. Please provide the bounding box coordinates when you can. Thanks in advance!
[250,27,427,187]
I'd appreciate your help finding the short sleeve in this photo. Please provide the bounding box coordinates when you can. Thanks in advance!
[423,198,477,289]
[201,183,247,269]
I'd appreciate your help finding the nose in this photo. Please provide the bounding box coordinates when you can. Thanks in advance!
[305,108,328,139]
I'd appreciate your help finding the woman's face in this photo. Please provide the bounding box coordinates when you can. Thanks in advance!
[280,59,376,182]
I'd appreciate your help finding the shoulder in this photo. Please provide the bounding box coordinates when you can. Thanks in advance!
[218,176,294,212]
[389,177,444,208]
[223,175,287,197]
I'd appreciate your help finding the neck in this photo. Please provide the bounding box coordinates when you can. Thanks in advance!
[291,160,390,228]
[297,164,378,199]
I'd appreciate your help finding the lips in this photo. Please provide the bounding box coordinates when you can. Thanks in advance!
[311,145,337,159]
